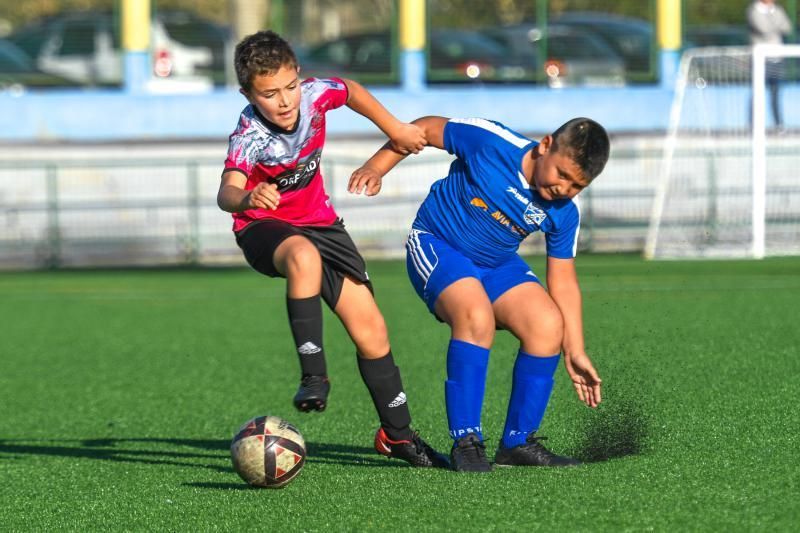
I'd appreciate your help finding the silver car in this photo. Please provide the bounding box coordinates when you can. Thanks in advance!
[7,10,223,86]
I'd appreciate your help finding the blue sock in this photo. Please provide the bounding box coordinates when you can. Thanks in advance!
[445,339,490,442]
[501,351,560,448]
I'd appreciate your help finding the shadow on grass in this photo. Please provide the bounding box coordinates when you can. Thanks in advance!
[0,438,401,470]
[183,482,260,490]
[0,438,230,472]
[82,437,228,451]
[570,396,651,463]
[306,442,406,468]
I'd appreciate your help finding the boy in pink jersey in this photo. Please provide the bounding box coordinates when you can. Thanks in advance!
[217,31,447,468]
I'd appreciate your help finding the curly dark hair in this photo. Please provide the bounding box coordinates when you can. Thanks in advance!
[234,31,298,91]
[551,118,610,181]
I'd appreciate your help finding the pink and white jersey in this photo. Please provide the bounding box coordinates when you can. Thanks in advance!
[223,77,349,232]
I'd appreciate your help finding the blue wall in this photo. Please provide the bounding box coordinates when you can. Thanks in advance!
[2,84,675,142]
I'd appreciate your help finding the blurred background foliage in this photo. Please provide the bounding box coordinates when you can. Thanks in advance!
[0,0,796,89]
[3,1,797,32]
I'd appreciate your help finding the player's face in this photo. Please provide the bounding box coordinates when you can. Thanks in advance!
[531,136,590,201]
[241,65,302,130]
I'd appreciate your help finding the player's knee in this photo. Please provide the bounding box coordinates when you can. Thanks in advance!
[520,309,563,354]
[363,311,389,342]
[284,242,321,278]
[453,304,495,345]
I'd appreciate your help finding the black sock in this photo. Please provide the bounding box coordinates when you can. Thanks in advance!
[286,295,326,378]
[357,351,413,441]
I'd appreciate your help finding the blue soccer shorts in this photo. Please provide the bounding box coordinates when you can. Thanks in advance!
[405,228,541,316]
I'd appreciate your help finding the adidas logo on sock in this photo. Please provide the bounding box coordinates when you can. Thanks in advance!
[388,392,407,408]
[297,342,322,355]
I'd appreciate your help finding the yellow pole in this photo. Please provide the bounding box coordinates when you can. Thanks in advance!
[657,0,681,51]
[122,0,151,52]
[399,0,425,51]
[657,0,681,87]
[399,0,426,92]
[121,0,151,92]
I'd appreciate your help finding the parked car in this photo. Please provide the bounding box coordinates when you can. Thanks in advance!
[156,10,232,84]
[551,12,654,77]
[427,28,535,82]
[481,23,626,87]
[0,38,80,90]
[300,32,393,79]
[7,10,229,86]
[300,29,536,84]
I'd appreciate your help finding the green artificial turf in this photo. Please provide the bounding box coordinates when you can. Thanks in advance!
[1,255,798,531]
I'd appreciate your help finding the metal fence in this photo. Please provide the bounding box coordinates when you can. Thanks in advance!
[0,143,663,270]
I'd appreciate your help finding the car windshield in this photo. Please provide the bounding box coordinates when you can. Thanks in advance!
[0,40,37,73]
[7,23,50,58]
[548,31,619,59]
[431,30,510,60]
[551,14,652,58]
[159,12,228,46]
[482,25,618,61]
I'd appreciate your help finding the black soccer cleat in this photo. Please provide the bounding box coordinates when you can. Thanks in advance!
[450,434,492,472]
[293,375,330,412]
[374,427,450,468]
[494,434,581,467]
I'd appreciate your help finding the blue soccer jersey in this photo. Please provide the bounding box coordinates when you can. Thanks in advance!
[413,118,581,267]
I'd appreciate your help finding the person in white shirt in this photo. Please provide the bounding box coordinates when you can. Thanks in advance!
[747,0,794,129]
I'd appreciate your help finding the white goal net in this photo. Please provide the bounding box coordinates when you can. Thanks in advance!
[645,44,800,259]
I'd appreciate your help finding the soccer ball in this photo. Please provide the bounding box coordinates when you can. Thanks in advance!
[230,415,306,488]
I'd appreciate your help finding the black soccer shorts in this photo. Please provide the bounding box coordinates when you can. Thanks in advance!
[235,218,373,309]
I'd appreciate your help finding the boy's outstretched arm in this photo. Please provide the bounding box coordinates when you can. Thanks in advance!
[546,256,602,408]
[349,116,449,196]
[343,79,428,155]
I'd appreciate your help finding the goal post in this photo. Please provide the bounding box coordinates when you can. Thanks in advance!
[645,44,800,259]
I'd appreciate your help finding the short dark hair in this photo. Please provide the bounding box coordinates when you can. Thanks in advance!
[551,117,610,181]
[234,31,298,91]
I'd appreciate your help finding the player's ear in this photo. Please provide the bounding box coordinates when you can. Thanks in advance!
[537,135,553,155]
[239,87,252,102]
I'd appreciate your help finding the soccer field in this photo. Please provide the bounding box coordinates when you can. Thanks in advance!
[1,255,798,531]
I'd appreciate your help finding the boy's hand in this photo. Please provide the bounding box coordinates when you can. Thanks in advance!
[246,182,280,210]
[348,166,384,196]
[388,123,427,155]
[564,353,602,408]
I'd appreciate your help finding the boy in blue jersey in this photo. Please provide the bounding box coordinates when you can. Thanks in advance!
[349,116,609,472]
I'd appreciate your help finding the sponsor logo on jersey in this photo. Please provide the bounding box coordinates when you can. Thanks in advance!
[524,202,547,226]
[506,186,529,205]
[388,392,407,408]
[472,197,526,236]
[470,197,489,210]
[491,210,527,236]
[274,149,322,192]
